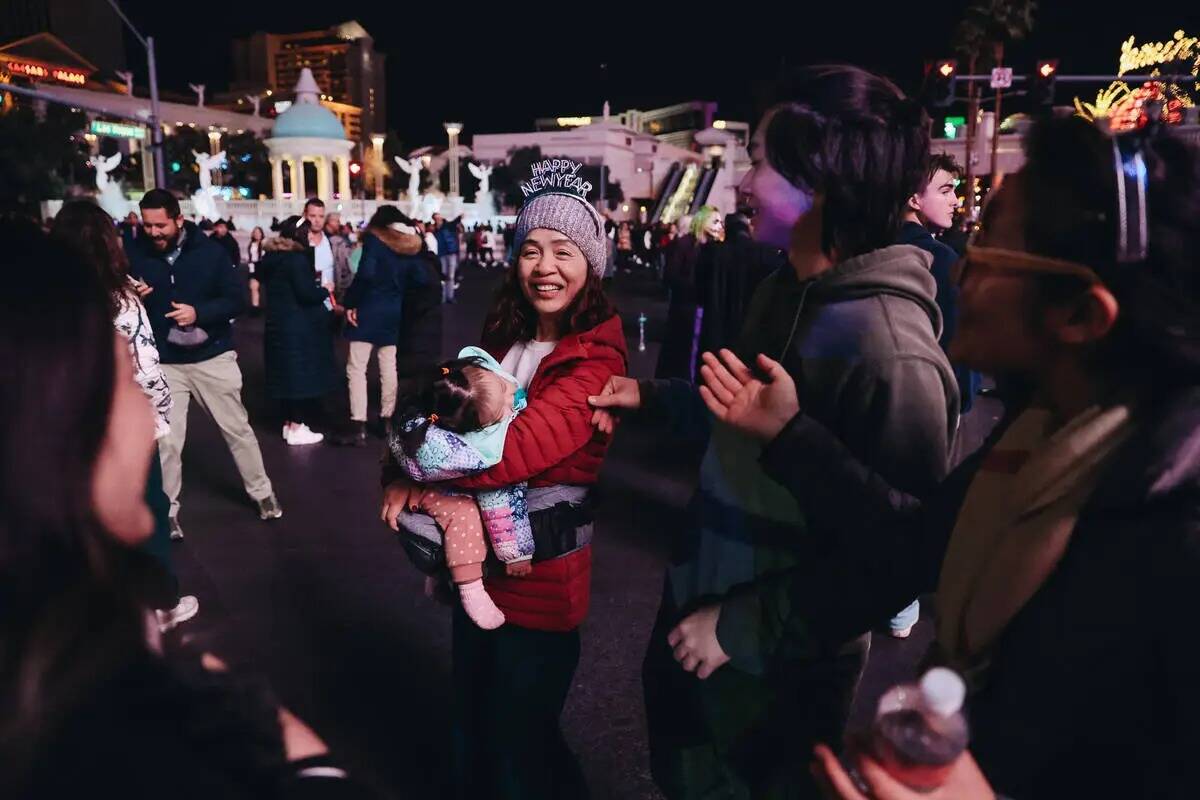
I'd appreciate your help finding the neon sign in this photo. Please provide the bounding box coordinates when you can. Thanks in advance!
[3,60,87,85]
[1118,30,1199,76]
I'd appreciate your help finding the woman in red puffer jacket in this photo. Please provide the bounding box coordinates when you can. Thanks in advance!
[381,176,627,800]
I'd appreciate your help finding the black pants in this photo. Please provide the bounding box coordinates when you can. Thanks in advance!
[450,603,588,800]
[280,397,324,427]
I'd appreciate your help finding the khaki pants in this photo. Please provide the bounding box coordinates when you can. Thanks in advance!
[347,341,397,422]
[159,351,274,518]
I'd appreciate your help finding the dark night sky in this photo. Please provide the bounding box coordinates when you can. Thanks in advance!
[116,1,1188,147]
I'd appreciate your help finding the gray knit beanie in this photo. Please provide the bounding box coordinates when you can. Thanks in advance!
[513,159,607,276]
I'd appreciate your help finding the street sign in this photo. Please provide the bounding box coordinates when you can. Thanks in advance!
[89,120,146,139]
[990,68,1013,89]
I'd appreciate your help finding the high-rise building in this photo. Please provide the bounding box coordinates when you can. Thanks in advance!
[230,21,385,150]
[0,0,124,74]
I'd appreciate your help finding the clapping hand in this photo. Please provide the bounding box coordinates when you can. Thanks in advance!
[698,350,800,442]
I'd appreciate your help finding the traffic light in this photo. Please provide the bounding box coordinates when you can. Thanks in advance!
[1030,59,1058,108]
[922,59,958,108]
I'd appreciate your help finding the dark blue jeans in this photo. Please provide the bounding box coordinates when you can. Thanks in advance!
[450,603,588,800]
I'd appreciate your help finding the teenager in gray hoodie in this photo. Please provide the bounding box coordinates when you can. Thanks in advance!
[591,65,958,798]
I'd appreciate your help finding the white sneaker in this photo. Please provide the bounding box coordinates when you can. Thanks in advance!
[156,595,199,633]
[285,424,324,446]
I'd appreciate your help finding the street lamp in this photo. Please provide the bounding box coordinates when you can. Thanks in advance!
[105,0,165,188]
[371,133,385,199]
[444,122,463,198]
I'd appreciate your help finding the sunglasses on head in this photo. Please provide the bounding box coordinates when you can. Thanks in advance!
[952,133,1150,288]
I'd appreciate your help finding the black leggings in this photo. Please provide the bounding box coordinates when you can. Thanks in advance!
[450,603,588,799]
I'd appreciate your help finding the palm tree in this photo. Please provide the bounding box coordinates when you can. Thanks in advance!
[953,17,986,221]
[967,0,1037,187]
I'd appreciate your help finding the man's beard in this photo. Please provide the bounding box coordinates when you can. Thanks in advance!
[151,231,178,251]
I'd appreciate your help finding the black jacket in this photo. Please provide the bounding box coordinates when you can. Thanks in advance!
[127,222,246,365]
[695,220,787,365]
[745,385,1200,799]
[655,233,702,381]
[213,231,242,268]
[257,238,337,400]
[394,251,444,398]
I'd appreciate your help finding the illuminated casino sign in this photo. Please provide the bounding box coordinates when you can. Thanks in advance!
[3,59,87,85]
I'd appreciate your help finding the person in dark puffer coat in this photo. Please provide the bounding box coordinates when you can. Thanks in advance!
[258,217,337,444]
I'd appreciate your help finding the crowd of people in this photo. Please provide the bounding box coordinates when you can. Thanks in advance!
[3,61,1200,800]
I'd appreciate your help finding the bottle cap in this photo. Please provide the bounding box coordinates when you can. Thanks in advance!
[919,667,966,717]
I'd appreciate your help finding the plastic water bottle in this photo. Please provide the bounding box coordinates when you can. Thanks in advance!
[869,667,969,792]
[637,312,647,352]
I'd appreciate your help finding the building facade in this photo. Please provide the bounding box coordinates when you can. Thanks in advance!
[230,21,385,151]
[0,0,124,75]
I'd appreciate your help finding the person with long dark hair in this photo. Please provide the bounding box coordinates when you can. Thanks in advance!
[0,219,377,798]
[258,216,338,446]
[381,164,627,798]
[590,66,958,798]
[699,117,1200,800]
[49,200,199,632]
[247,225,266,312]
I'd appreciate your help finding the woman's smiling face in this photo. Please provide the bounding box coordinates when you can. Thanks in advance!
[517,228,590,327]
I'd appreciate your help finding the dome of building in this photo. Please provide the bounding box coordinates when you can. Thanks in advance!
[270,68,347,140]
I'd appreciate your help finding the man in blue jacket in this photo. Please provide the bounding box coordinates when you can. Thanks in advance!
[128,190,281,538]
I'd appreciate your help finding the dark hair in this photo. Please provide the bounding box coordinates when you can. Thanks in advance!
[250,226,264,241]
[303,197,325,211]
[395,357,503,456]
[485,267,615,344]
[49,200,130,319]
[1018,116,1200,385]
[277,214,309,247]
[926,153,962,183]
[369,204,413,229]
[139,187,181,218]
[0,220,147,780]
[765,64,930,258]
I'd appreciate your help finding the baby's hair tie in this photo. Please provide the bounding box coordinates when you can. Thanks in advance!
[428,413,439,424]
[441,367,450,376]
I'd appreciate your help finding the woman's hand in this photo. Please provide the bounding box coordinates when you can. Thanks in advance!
[588,376,641,435]
[506,560,533,577]
[811,744,995,800]
[381,479,418,531]
[346,308,358,327]
[667,605,731,680]
[698,350,800,442]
